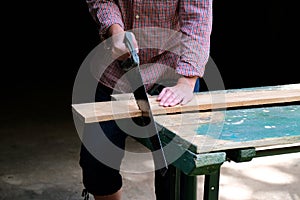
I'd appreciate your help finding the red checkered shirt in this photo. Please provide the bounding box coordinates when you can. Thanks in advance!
[86,0,213,92]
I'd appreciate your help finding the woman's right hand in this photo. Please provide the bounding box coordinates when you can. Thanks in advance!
[108,24,138,61]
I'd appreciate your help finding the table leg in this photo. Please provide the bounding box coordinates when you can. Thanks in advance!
[174,167,181,200]
[203,168,221,200]
[155,165,197,200]
[155,165,180,200]
[180,171,197,200]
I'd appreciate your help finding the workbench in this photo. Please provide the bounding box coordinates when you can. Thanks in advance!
[72,83,300,200]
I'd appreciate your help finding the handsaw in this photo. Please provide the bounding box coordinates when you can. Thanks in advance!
[121,32,168,176]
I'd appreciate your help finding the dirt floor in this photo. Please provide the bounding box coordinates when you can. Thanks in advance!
[1,88,299,200]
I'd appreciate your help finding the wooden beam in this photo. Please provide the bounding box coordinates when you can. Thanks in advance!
[72,83,300,123]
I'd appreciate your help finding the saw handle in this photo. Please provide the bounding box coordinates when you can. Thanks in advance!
[121,32,140,72]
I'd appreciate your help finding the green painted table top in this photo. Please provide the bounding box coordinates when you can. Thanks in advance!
[156,104,300,153]
[197,105,300,142]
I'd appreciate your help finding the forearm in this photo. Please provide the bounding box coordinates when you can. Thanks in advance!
[86,0,124,37]
[177,76,198,89]
[107,24,124,36]
[177,0,213,77]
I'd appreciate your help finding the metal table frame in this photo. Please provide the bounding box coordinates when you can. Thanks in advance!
[155,145,300,200]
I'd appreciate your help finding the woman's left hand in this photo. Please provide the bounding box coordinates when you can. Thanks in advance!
[157,76,198,107]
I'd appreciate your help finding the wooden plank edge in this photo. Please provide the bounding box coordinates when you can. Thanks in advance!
[71,102,142,123]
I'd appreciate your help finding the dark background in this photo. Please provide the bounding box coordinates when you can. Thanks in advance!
[1,0,299,110]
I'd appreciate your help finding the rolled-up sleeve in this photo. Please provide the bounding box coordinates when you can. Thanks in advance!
[86,0,124,37]
[177,0,213,77]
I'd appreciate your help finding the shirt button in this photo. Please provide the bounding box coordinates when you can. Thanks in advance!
[135,14,140,19]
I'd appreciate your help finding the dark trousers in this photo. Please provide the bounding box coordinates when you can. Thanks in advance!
[80,79,200,197]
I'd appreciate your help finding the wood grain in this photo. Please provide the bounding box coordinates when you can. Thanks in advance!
[72,83,300,123]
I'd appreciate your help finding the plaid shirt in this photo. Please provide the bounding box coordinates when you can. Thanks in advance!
[86,0,213,92]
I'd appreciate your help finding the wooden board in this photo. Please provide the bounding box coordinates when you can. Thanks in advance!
[156,105,300,153]
[72,83,300,123]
